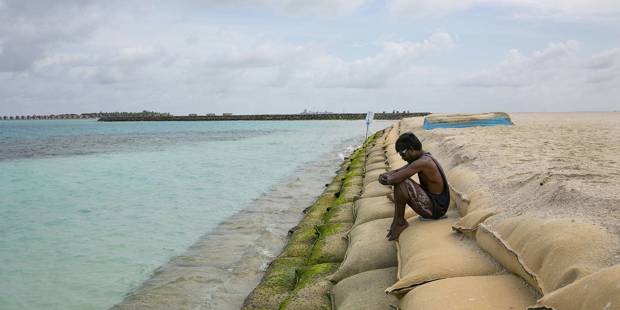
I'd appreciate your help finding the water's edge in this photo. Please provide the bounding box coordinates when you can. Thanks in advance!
[111,138,361,309]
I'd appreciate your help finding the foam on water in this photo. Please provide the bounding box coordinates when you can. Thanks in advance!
[0,120,391,310]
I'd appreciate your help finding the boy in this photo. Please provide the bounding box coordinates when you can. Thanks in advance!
[378,132,450,240]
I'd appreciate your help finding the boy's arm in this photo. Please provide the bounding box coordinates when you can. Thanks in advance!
[384,160,423,185]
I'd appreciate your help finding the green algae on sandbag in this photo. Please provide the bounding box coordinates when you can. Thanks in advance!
[299,194,336,227]
[279,263,339,310]
[324,203,354,224]
[242,257,306,310]
[280,225,318,258]
[307,223,352,265]
[342,175,363,187]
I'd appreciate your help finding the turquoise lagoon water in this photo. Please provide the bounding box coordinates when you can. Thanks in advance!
[0,120,389,310]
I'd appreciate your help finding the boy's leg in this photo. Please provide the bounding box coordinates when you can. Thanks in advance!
[387,179,433,241]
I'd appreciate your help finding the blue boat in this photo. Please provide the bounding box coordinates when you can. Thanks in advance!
[423,112,513,130]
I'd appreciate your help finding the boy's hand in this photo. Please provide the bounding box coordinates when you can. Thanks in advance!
[378,173,390,185]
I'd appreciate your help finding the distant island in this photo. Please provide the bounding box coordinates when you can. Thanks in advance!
[1,111,430,121]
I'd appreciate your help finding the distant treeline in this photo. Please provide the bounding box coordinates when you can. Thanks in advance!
[98,112,431,122]
[1,111,170,120]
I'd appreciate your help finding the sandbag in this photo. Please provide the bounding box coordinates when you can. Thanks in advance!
[365,161,388,173]
[280,263,339,310]
[329,218,397,282]
[386,211,502,294]
[452,208,497,238]
[398,275,537,310]
[280,225,318,258]
[343,175,363,187]
[325,203,354,224]
[340,184,362,203]
[476,216,617,294]
[388,157,408,171]
[308,223,352,264]
[363,169,386,187]
[366,155,387,166]
[242,257,305,309]
[446,165,480,196]
[528,265,620,310]
[353,196,414,228]
[331,267,399,310]
[360,181,392,198]
[453,187,494,216]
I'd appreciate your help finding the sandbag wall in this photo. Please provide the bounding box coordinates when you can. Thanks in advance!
[330,118,620,310]
[241,129,385,310]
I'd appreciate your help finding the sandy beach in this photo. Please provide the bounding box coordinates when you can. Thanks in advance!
[409,112,620,243]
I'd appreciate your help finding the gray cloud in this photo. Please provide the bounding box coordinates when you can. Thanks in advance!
[460,41,581,87]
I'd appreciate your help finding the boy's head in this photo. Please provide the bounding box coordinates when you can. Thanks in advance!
[395,132,423,162]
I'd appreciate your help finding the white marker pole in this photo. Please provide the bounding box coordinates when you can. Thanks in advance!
[365,111,374,141]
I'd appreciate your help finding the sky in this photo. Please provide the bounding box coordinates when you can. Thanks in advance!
[0,0,619,115]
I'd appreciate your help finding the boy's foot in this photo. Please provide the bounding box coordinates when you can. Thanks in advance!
[387,220,409,241]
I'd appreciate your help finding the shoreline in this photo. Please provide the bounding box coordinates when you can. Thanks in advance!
[110,133,374,309]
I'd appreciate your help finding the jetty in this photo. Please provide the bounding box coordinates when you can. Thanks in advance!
[97,112,430,122]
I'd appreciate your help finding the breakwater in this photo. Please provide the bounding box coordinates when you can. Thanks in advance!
[98,112,430,122]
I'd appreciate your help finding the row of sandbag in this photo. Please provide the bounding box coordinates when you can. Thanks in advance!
[445,162,620,309]
[354,117,619,310]
[241,130,386,310]
[330,121,538,309]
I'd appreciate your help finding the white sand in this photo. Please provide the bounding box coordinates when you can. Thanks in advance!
[402,112,620,263]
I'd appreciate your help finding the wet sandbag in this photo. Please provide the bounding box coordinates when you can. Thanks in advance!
[353,196,414,228]
[331,267,398,310]
[452,208,497,238]
[242,257,305,309]
[280,225,318,258]
[329,218,397,283]
[476,216,617,294]
[308,223,352,264]
[360,181,392,198]
[343,175,363,187]
[386,211,501,294]
[280,263,339,310]
[325,203,354,224]
[324,181,342,194]
[340,184,362,203]
[398,274,537,310]
[528,265,620,310]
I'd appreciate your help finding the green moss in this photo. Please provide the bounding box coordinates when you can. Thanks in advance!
[242,257,305,310]
[307,223,351,264]
[295,263,339,289]
[324,202,353,224]
[280,226,318,258]
[279,262,337,310]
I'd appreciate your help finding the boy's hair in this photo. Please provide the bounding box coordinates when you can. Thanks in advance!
[395,132,422,152]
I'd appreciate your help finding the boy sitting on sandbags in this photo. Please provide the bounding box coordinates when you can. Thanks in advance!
[379,132,450,240]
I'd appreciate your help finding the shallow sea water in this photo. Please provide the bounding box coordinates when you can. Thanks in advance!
[0,119,390,310]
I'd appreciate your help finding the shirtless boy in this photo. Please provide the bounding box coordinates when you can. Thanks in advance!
[378,132,450,240]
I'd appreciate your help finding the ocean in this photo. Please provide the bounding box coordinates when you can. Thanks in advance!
[0,119,391,310]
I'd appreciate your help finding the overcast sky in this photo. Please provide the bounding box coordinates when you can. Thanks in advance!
[1,0,619,115]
